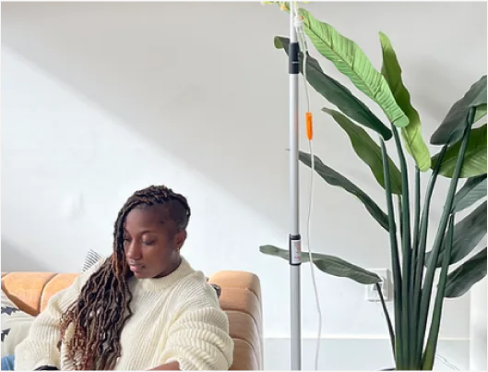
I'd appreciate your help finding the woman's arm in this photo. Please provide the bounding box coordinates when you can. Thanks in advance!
[159,306,234,371]
[14,260,106,371]
[14,284,78,370]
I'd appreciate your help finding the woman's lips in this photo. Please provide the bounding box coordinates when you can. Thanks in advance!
[129,263,144,272]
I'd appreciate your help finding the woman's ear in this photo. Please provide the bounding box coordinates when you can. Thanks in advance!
[174,230,187,251]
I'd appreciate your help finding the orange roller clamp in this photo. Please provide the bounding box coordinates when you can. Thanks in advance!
[306,112,313,140]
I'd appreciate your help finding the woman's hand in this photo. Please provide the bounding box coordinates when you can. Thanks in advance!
[148,361,180,371]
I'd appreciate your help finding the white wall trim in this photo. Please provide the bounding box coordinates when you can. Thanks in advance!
[263,337,469,371]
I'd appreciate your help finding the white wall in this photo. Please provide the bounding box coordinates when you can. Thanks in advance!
[2,2,486,370]
[470,277,487,370]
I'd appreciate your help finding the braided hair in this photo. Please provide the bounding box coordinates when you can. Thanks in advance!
[59,185,191,370]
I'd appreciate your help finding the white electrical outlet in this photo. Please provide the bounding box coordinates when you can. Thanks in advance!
[365,269,390,302]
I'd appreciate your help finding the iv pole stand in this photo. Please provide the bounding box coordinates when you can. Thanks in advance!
[288,5,302,371]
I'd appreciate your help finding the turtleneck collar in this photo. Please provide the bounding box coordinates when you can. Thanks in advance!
[138,256,195,291]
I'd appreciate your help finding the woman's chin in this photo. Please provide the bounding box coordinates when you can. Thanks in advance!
[129,264,148,278]
[132,271,144,278]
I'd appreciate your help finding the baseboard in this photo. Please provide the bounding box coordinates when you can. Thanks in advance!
[263,337,469,371]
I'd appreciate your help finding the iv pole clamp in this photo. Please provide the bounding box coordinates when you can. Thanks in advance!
[288,4,302,371]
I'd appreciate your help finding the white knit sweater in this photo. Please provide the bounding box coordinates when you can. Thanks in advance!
[14,258,234,371]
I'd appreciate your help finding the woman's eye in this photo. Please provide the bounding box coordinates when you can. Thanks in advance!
[142,240,155,246]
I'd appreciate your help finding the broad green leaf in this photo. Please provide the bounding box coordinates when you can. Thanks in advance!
[299,8,409,128]
[259,244,381,284]
[431,75,487,145]
[321,107,402,194]
[322,107,402,195]
[426,201,487,267]
[299,151,390,231]
[379,32,431,172]
[475,104,487,123]
[274,37,392,140]
[445,247,487,298]
[432,124,487,178]
[452,174,487,212]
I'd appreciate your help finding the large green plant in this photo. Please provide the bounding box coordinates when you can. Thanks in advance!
[260,3,487,370]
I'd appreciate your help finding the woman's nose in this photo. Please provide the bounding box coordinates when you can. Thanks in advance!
[126,242,142,260]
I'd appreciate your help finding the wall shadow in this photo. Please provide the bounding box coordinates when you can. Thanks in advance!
[2,238,48,272]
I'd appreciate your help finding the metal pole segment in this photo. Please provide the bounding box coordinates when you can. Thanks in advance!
[288,5,301,371]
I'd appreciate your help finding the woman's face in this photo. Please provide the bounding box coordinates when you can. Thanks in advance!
[122,204,186,279]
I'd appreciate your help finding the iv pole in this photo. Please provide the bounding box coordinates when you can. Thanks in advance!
[288,3,302,371]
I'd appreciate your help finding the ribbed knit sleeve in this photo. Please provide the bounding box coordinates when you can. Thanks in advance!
[161,307,234,371]
[14,260,105,371]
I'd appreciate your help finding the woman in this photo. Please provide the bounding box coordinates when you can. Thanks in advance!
[10,185,234,370]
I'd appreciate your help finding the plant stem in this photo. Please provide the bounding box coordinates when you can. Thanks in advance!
[422,214,455,369]
[392,127,412,369]
[409,167,421,367]
[412,145,447,363]
[413,167,421,249]
[380,139,403,368]
[417,109,474,366]
[411,167,421,280]
[377,282,396,358]
[397,197,403,240]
